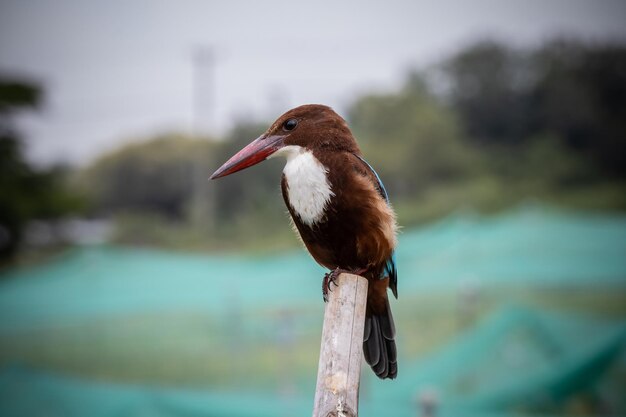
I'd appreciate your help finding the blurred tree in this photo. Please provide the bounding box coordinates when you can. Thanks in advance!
[532,40,626,177]
[0,78,80,261]
[80,124,290,249]
[442,41,536,144]
[442,39,626,178]
[348,73,479,197]
[82,135,209,219]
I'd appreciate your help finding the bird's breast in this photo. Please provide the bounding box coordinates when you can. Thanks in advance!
[280,146,334,226]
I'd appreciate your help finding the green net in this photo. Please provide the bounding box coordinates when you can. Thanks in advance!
[0,205,625,416]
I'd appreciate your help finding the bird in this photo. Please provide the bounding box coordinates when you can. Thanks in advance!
[210,104,398,379]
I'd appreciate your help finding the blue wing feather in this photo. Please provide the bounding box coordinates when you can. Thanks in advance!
[355,155,398,299]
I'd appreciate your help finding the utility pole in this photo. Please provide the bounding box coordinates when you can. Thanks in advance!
[190,46,217,234]
[192,46,216,136]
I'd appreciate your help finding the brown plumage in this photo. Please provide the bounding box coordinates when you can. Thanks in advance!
[211,104,399,379]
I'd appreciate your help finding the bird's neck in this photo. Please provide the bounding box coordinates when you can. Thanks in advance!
[275,145,334,226]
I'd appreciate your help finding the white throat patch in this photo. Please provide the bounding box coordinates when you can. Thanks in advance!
[271,145,334,226]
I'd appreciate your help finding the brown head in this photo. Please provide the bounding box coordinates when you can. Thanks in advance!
[210,104,360,179]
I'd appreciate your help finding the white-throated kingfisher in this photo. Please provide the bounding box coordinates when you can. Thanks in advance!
[210,104,398,379]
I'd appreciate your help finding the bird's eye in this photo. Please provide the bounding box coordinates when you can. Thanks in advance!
[283,118,298,131]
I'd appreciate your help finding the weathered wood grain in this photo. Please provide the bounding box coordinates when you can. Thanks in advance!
[312,273,368,417]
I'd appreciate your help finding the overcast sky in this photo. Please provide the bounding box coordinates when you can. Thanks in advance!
[1,0,626,166]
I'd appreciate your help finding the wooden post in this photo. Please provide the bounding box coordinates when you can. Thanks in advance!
[312,273,368,417]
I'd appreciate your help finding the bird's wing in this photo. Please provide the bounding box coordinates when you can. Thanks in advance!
[353,154,398,299]
[353,155,389,203]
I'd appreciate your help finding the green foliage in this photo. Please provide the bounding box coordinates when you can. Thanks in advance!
[0,79,40,113]
[0,79,82,261]
[442,39,626,177]
[79,126,293,251]
[81,135,214,219]
[442,41,536,144]
[349,74,480,197]
[534,41,626,176]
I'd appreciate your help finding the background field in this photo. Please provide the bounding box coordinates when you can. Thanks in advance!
[1,207,625,416]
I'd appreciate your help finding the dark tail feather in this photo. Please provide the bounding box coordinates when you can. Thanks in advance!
[363,299,397,379]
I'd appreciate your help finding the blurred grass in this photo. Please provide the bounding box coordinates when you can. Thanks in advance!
[2,288,623,389]
[102,177,626,256]
[395,178,626,227]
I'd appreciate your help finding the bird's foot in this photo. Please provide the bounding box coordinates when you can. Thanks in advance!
[322,267,369,302]
[322,268,342,302]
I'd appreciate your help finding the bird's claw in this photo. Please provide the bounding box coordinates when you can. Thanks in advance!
[321,267,370,302]
[322,268,345,302]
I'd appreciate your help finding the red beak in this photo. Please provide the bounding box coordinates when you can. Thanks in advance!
[210,135,284,180]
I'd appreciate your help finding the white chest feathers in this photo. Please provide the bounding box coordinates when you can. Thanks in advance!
[273,145,334,226]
